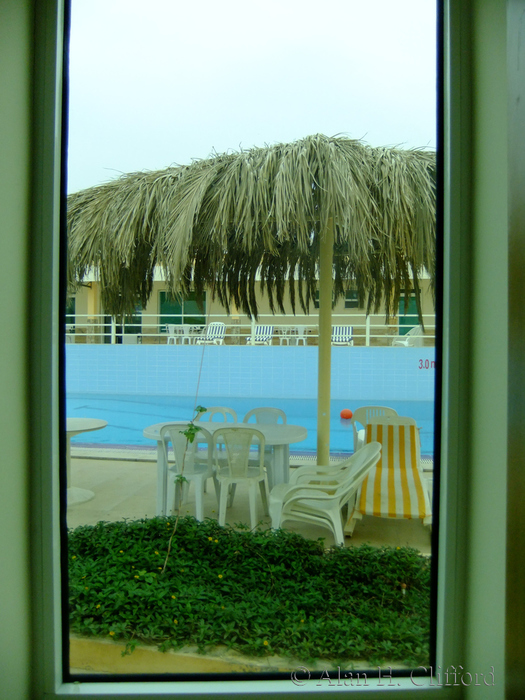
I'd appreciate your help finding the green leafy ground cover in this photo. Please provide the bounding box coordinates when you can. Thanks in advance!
[68,517,431,666]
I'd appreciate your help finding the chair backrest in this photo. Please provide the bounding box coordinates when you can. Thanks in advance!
[351,406,398,431]
[200,406,238,423]
[167,324,182,336]
[393,325,425,346]
[368,415,418,428]
[367,415,420,456]
[255,325,274,341]
[350,406,398,451]
[243,407,286,424]
[212,427,265,478]
[160,423,213,474]
[331,325,353,343]
[361,418,429,519]
[405,325,424,346]
[339,441,382,497]
[205,322,226,341]
[366,417,421,467]
[309,442,382,508]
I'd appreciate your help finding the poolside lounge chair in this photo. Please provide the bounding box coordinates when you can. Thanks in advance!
[350,405,398,452]
[246,325,274,345]
[331,325,353,345]
[345,416,432,535]
[195,322,226,345]
[269,442,381,546]
[392,325,425,347]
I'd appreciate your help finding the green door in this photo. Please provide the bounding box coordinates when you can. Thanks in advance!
[159,293,183,330]
[398,295,418,335]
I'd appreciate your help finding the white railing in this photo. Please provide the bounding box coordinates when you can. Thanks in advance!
[65,313,436,347]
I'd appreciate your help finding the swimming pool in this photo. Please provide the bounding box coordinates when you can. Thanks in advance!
[66,393,435,456]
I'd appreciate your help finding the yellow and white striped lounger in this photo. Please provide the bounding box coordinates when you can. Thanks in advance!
[345,416,432,534]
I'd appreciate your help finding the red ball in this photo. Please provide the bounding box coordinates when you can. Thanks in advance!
[340,408,353,420]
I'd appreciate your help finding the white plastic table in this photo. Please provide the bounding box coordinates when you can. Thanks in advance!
[66,418,108,505]
[143,421,308,516]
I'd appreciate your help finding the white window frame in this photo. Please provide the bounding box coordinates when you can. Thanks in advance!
[15,0,514,697]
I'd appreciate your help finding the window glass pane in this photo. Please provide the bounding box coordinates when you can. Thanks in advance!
[344,290,359,309]
[159,291,206,328]
[182,292,206,325]
[65,0,439,682]
[159,291,183,326]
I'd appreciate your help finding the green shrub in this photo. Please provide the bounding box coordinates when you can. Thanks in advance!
[68,516,431,666]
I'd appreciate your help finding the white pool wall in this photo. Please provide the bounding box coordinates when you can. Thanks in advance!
[66,346,436,402]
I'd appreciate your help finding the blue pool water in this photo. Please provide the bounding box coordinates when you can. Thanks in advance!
[67,394,435,456]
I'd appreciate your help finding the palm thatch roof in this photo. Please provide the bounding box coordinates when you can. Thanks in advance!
[67,134,436,319]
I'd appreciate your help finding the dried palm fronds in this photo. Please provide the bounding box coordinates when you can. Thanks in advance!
[67,134,436,319]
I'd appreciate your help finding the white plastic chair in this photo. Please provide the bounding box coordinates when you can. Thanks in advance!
[189,324,206,342]
[212,427,269,529]
[166,324,183,344]
[279,325,308,345]
[167,324,193,344]
[392,325,425,347]
[196,322,226,345]
[243,407,287,465]
[246,325,274,345]
[295,325,308,345]
[160,423,218,521]
[350,406,398,452]
[278,326,296,345]
[180,324,193,344]
[331,325,354,345]
[269,442,382,546]
[200,406,238,423]
[243,407,286,425]
[199,407,237,460]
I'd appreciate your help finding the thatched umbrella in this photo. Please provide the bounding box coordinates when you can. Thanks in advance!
[67,134,436,463]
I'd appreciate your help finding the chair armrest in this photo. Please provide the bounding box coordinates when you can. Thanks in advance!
[289,465,347,484]
[272,481,341,503]
[281,487,341,507]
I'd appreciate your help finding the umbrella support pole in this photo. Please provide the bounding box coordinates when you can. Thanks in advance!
[317,217,333,465]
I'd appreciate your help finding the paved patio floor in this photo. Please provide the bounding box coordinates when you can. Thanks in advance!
[67,453,432,554]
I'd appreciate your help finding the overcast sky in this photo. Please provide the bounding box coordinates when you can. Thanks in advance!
[66,0,437,194]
